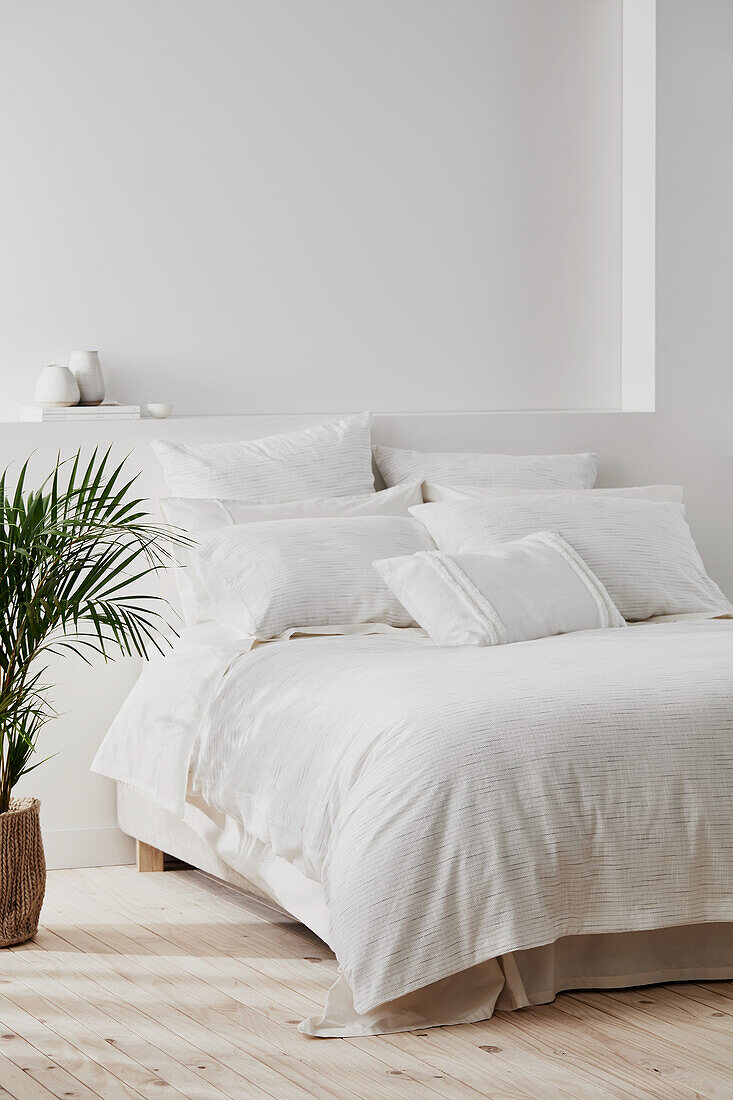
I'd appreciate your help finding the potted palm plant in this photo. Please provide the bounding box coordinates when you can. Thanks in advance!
[0,449,182,947]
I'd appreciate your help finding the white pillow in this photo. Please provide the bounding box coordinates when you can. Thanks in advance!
[374,533,625,647]
[193,515,435,638]
[153,413,374,499]
[422,482,684,504]
[374,445,597,491]
[410,496,732,621]
[160,481,423,626]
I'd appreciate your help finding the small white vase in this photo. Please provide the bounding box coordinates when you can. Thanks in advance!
[34,365,80,407]
[69,350,105,406]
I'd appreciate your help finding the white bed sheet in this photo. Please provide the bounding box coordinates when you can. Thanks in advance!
[94,617,733,1018]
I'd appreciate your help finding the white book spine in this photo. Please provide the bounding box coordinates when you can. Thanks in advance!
[19,406,141,421]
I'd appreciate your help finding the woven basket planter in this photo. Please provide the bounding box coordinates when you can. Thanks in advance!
[0,798,46,947]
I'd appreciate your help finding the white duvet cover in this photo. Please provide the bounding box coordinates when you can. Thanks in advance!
[94,619,733,1018]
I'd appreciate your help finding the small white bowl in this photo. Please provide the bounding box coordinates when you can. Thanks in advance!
[146,403,173,419]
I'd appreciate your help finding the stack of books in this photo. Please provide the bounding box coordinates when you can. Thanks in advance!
[18,403,141,422]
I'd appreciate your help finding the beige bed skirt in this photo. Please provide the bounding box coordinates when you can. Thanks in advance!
[117,783,733,1037]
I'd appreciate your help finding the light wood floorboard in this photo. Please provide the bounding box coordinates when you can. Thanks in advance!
[1,867,732,1099]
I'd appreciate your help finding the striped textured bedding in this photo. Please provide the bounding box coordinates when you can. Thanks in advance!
[182,618,733,1015]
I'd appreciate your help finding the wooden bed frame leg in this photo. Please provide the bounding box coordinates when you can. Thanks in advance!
[136,839,165,872]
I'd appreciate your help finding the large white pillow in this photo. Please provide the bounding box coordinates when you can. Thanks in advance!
[422,482,684,504]
[374,533,625,647]
[193,515,435,638]
[160,481,423,626]
[410,496,732,621]
[374,445,597,491]
[153,413,374,499]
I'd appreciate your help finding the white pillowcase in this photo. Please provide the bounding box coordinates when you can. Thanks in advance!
[160,480,423,534]
[422,482,684,504]
[374,445,597,491]
[153,413,374,499]
[375,532,625,647]
[410,496,732,621]
[160,482,423,626]
[193,515,435,638]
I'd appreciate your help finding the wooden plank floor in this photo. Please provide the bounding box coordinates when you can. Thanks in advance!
[1,868,732,1099]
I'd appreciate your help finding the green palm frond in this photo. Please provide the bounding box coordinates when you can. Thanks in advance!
[0,449,188,813]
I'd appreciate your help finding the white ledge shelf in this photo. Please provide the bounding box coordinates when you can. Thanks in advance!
[2,408,657,426]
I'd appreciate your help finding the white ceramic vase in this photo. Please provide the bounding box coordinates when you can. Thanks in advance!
[69,350,105,405]
[34,365,80,407]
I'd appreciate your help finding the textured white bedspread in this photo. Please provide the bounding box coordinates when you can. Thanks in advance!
[185,619,733,1014]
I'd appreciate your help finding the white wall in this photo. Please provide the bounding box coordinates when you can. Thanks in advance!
[0,0,622,415]
[4,0,733,868]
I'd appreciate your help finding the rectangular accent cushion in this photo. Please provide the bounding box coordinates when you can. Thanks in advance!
[374,533,626,646]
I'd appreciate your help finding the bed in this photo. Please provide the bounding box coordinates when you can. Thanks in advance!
[92,417,733,1035]
[95,616,733,1037]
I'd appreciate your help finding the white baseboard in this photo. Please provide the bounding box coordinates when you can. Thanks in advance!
[42,825,135,870]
